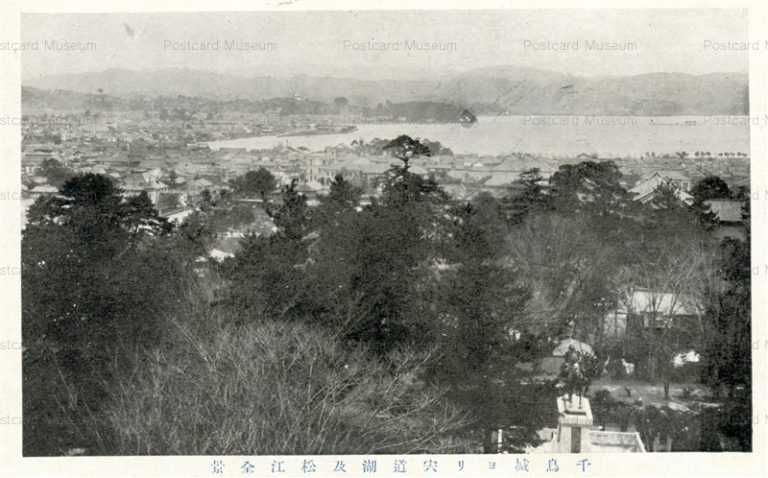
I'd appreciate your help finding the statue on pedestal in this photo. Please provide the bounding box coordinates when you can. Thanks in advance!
[555,320,593,408]
[561,344,588,408]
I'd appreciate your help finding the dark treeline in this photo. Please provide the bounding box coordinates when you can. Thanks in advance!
[23,87,479,123]
[22,136,750,455]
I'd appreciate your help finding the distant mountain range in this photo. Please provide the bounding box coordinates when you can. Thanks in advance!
[23,66,749,115]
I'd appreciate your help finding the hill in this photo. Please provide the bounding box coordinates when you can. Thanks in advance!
[23,66,749,116]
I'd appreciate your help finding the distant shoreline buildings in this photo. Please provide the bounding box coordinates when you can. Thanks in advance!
[20,110,750,231]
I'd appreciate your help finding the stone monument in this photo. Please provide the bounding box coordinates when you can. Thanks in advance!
[555,395,594,453]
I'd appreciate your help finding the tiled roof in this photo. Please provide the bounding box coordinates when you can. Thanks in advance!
[627,289,699,316]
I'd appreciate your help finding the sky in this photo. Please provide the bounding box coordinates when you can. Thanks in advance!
[20,9,749,81]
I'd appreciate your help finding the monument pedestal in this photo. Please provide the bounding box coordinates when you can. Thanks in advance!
[555,395,593,453]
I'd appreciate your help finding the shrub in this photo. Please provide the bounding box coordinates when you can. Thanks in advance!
[103,319,470,455]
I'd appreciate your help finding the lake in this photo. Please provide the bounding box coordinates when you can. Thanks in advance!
[207,116,750,157]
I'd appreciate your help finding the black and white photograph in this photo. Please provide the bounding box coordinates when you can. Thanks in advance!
[1,3,762,474]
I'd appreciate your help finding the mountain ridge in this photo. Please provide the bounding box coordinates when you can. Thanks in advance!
[23,66,749,115]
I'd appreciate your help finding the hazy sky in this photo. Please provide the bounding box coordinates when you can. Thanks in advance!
[20,10,748,80]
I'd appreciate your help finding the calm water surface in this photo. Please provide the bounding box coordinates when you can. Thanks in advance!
[207,116,750,157]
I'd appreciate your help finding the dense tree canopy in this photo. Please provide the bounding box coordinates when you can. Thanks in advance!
[691,175,732,202]
[37,158,74,188]
[23,174,190,454]
[230,167,277,201]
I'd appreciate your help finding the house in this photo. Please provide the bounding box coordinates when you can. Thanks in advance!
[606,289,701,335]
[294,181,324,203]
[483,172,520,189]
[188,177,216,192]
[705,199,747,241]
[122,172,167,204]
[29,175,49,186]
[156,190,189,213]
[442,183,476,201]
[28,184,59,198]
[628,288,701,327]
[630,171,693,205]
[22,148,60,175]
[334,160,391,189]
[161,207,194,224]
[604,288,703,365]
